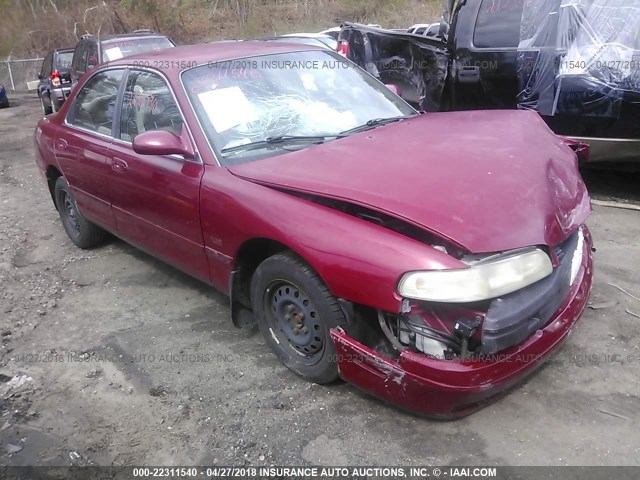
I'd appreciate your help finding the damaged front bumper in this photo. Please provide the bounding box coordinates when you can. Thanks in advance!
[330,228,593,419]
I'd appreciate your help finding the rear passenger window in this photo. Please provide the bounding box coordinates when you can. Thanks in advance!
[70,69,124,135]
[119,71,183,142]
[474,0,525,48]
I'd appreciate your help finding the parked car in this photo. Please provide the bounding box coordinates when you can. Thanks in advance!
[319,27,341,40]
[267,33,338,51]
[339,0,640,166]
[70,29,175,85]
[34,41,593,418]
[406,22,441,37]
[37,48,74,114]
[0,84,8,108]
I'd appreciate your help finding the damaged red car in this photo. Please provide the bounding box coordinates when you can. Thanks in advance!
[34,42,593,418]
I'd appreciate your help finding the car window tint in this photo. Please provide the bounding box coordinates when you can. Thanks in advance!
[57,52,74,72]
[75,44,88,75]
[87,43,99,69]
[70,70,124,135]
[474,0,525,48]
[41,54,52,76]
[415,27,426,35]
[119,70,183,142]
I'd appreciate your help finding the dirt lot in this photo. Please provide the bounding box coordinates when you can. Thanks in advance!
[1,93,639,467]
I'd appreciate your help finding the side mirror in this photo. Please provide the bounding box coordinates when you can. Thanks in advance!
[385,83,402,97]
[132,129,195,159]
[38,73,43,80]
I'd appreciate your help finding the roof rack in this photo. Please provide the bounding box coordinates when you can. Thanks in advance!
[132,29,155,34]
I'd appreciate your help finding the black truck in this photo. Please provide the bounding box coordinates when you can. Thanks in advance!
[338,0,640,165]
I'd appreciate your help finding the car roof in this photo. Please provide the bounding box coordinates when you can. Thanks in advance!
[79,31,169,43]
[282,33,333,39]
[101,33,171,44]
[108,41,326,68]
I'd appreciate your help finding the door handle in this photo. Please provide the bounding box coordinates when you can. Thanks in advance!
[111,157,128,173]
[457,65,480,84]
[55,138,68,150]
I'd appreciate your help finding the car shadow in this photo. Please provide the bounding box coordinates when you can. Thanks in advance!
[103,235,228,304]
[581,167,640,204]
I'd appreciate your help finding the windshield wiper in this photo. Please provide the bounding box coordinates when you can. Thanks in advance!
[221,134,344,156]
[339,116,407,136]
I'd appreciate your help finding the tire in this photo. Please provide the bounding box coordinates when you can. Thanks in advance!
[54,177,106,249]
[41,95,52,115]
[251,252,347,384]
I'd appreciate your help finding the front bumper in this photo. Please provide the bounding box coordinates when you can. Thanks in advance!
[330,227,593,419]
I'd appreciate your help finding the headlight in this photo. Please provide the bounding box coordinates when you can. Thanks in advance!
[398,248,553,303]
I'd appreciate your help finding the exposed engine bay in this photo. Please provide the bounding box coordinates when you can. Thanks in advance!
[372,229,586,361]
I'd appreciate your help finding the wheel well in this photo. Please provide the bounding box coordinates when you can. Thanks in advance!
[46,165,62,209]
[232,238,289,309]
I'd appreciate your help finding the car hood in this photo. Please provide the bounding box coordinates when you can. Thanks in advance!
[228,110,590,254]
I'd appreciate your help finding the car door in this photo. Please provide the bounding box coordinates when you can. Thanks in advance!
[38,53,53,104]
[107,69,209,282]
[450,0,525,110]
[55,68,125,232]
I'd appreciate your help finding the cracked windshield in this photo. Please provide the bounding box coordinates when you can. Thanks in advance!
[182,50,416,164]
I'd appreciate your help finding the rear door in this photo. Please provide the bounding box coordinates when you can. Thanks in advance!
[449,0,525,110]
[38,53,53,101]
[55,69,126,231]
[106,69,209,281]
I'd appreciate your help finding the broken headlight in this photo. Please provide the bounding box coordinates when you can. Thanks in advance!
[398,248,553,303]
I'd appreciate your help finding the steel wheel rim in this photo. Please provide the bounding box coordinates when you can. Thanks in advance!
[263,280,325,364]
[62,190,80,234]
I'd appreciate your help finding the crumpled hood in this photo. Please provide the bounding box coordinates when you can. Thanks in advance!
[228,110,590,253]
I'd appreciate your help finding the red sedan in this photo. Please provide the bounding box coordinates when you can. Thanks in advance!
[34,42,593,418]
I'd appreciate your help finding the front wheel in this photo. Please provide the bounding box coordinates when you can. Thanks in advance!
[54,177,106,249]
[251,252,347,384]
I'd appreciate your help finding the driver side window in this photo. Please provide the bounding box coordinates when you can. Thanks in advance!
[119,70,183,143]
[70,69,124,135]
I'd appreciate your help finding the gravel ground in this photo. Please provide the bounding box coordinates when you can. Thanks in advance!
[0,93,639,467]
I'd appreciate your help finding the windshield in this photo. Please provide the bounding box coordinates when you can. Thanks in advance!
[56,52,74,72]
[103,37,174,61]
[182,50,416,165]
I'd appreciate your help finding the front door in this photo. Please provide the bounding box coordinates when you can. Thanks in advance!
[106,69,209,282]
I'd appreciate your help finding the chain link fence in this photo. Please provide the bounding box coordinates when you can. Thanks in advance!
[0,58,44,92]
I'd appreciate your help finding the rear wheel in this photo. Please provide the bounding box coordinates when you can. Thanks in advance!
[41,95,52,115]
[251,252,346,384]
[54,177,106,249]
